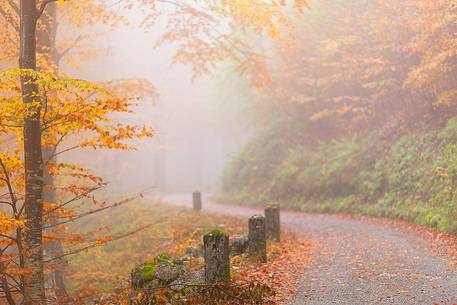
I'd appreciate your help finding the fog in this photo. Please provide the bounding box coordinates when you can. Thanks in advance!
[62,7,250,195]
[2,1,456,304]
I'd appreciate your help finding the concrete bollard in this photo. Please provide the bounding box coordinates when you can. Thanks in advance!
[265,204,280,241]
[248,215,267,262]
[192,191,202,211]
[203,229,230,284]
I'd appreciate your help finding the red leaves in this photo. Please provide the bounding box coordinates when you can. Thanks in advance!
[233,232,314,303]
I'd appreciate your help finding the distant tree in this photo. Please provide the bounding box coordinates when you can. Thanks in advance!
[137,0,308,87]
[248,0,456,141]
[0,0,308,304]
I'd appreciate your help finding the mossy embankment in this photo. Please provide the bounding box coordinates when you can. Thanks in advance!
[219,118,457,233]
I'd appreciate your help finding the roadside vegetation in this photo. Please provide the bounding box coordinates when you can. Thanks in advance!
[220,118,457,233]
[65,200,312,304]
[218,1,457,233]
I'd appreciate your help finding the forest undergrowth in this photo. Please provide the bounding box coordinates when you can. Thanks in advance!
[65,200,312,304]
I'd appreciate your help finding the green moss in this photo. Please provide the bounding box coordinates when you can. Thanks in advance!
[141,262,157,279]
[266,203,279,209]
[157,253,172,263]
[223,269,231,283]
[207,228,225,237]
[131,261,157,289]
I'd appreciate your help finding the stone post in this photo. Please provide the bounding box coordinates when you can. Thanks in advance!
[203,229,230,284]
[265,204,280,241]
[248,215,267,262]
[193,191,202,211]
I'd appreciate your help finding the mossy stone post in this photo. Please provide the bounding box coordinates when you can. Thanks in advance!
[203,229,230,284]
[265,204,280,241]
[193,191,202,211]
[248,215,267,262]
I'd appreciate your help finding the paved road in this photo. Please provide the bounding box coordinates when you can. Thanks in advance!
[162,194,457,305]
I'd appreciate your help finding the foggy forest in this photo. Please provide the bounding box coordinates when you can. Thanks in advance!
[0,0,456,304]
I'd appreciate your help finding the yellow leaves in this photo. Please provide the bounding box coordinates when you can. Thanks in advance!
[0,70,26,129]
[104,79,158,105]
[292,0,309,14]
[259,0,456,134]
[44,202,77,219]
[94,236,113,245]
[59,0,125,28]
[402,0,457,105]
[290,94,312,104]
[320,39,342,56]
[0,152,22,172]
[236,51,271,88]
[79,124,154,151]
[405,47,457,90]
[0,152,24,192]
[0,211,25,233]
[224,0,290,38]
[435,166,448,178]
[0,68,154,153]
[151,0,306,85]
[310,109,332,121]
[436,90,457,107]
[50,163,104,186]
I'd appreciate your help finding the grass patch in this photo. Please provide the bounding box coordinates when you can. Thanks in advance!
[66,199,244,300]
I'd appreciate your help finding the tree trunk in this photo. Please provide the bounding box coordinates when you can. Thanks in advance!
[44,167,69,301]
[38,3,69,300]
[20,1,45,304]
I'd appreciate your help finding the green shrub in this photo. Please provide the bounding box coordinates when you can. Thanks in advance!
[220,117,457,233]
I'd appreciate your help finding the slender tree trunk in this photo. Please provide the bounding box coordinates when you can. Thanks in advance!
[44,172,69,301]
[44,164,69,301]
[20,1,46,304]
[38,3,69,300]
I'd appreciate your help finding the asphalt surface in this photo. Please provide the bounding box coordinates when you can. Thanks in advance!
[162,194,457,305]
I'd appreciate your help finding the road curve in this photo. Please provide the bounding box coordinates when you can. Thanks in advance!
[161,194,457,305]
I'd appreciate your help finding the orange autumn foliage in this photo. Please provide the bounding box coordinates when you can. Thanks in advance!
[259,0,456,136]
[1,0,309,303]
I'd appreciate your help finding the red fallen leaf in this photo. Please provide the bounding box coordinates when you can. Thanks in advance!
[232,231,315,303]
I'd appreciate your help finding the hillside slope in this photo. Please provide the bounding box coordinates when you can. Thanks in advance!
[220,118,457,233]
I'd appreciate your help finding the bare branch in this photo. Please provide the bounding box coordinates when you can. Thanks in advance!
[0,158,18,210]
[0,268,16,305]
[36,0,59,19]
[43,195,138,229]
[42,185,104,217]
[44,134,66,164]
[46,145,79,160]
[4,273,22,293]
[0,234,17,242]
[56,35,83,64]
[44,224,153,262]
[0,201,14,206]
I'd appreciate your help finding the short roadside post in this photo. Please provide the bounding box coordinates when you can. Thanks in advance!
[248,215,267,262]
[265,204,280,241]
[203,229,230,284]
[193,191,202,211]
